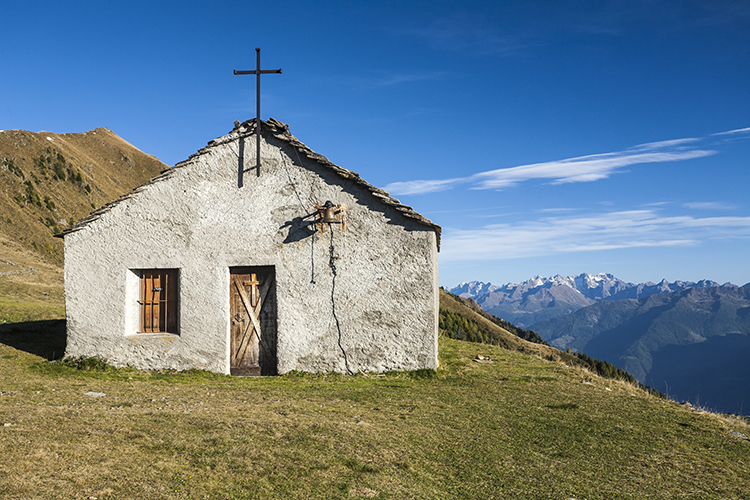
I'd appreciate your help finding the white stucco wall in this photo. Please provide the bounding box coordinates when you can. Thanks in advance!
[63,127,439,374]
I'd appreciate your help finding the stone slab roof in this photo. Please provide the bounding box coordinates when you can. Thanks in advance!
[57,118,441,249]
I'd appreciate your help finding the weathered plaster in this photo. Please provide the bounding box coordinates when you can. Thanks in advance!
[62,121,439,374]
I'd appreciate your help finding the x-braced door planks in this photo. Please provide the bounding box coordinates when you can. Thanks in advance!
[229,267,277,375]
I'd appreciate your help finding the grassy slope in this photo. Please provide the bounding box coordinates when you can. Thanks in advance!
[440,288,565,361]
[0,232,65,323]
[0,327,748,499]
[0,128,167,321]
[440,289,548,345]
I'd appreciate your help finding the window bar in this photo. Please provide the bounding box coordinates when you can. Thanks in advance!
[152,271,157,333]
[145,271,151,333]
[167,271,176,332]
[147,271,154,333]
[155,273,162,332]
[162,271,167,332]
[162,272,168,332]
[140,271,146,333]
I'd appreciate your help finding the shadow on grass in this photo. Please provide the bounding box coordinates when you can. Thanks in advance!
[0,319,66,360]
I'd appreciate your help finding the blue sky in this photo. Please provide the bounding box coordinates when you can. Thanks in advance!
[2,1,749,287]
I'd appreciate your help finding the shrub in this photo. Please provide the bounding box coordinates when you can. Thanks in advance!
[43,216,60,233]
[409,368,436,379]
[53,161,66,181]
[24,180,42,207]
[3,157,24,178]
[43,196,56,211]
[61,356,113,371]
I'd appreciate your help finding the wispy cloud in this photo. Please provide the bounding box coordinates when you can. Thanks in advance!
[684,201,736,210]
[369,71,448,88]
[470,148,714,190]
[440,209,750,262]
[628,137,700,150]
[536,207,581,214]
[328,71,448,91]
[420,205,513,215]
[385,177,469,195]
[386,127,750,196]
[712,126,750,136]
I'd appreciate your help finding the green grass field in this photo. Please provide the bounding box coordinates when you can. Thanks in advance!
[0,327,748,499]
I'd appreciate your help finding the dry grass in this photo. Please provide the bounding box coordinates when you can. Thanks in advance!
[0,329,748,499]
[0,234,64,324]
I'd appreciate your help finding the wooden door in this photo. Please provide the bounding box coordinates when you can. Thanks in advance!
[230,266,277,375]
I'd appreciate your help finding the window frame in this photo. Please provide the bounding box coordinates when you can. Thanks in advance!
[137,268,179,334]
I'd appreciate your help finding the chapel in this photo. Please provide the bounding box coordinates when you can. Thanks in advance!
[57,119,440,375]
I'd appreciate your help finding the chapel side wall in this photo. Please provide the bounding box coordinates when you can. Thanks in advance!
[271,220,438,374]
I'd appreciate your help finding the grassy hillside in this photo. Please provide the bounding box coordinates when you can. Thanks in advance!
[441,288,549,353]
[0,128,167,264]
[0,128,167,321]
[440,289,548,345]
[441,288,655,393]
[533,286,750,415]
[0,324,748,498]
[0,231,65,323]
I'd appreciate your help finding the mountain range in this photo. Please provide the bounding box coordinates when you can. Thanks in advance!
[451,275,750,416]
[450,273,737,328]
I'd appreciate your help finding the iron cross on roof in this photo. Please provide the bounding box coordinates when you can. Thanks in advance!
[234,48,282,177]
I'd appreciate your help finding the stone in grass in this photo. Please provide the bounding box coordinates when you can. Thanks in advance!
[473,354,493,364]
[349,486,378,498]
[84,391,106,398]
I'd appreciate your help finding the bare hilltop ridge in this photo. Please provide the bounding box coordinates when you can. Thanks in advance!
[0,128,167,322]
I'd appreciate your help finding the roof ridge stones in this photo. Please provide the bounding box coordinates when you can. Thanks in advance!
[57,118,441,249]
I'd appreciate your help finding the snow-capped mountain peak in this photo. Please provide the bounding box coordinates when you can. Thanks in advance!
[448,273,735,313]
[450,281,499,298]
[447,273,740,330]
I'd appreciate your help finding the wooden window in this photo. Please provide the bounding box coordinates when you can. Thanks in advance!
[138,269,178,333]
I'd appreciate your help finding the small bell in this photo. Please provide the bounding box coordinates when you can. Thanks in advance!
[321,200,339,223]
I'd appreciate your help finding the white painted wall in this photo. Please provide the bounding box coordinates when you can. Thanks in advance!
[63,127,439,374]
